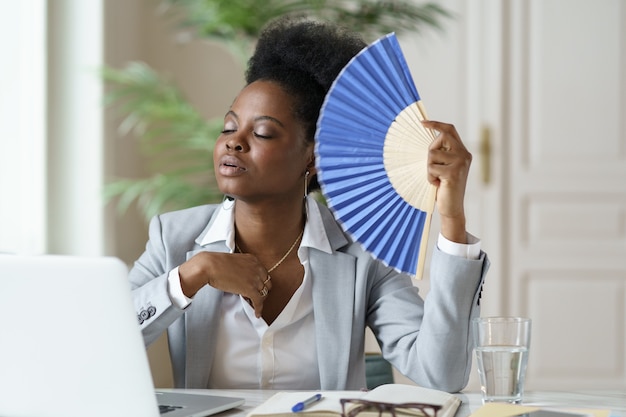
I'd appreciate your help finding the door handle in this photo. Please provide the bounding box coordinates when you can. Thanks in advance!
[479,126,491,185]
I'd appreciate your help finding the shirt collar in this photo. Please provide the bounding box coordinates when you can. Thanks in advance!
[199,196,333,254]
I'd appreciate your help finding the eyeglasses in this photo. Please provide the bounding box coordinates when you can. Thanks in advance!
[339,398,442,417]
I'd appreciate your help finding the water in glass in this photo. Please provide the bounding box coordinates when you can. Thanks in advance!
[475,345,529,404]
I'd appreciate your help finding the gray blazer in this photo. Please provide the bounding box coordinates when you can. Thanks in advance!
[129,201,489,392]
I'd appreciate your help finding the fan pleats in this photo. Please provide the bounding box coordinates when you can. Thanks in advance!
[315,33,436,277]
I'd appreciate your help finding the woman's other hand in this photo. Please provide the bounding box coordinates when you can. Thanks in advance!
[178,252,271,317]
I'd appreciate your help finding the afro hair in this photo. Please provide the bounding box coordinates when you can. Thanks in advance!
[245,15,366,191]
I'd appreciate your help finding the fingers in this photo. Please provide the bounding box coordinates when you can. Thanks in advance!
[219,253,272,318]
[260,274,272,297]
[182,252,272,318]
[257,275,272,300]
[422,120,472,243]
[423,120,463,148]
[422,120,471,183]
[423,120,470,185]
[242,269,273,318]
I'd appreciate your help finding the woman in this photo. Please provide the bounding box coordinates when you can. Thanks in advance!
[129,16,489,392]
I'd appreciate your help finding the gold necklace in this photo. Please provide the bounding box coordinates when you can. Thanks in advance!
[236,228,304,273]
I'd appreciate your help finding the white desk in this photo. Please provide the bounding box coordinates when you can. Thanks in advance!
[183,389,626,417]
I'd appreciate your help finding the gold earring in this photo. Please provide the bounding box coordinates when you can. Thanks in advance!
[304,170,310,198]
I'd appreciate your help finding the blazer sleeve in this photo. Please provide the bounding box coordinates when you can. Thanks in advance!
[367,246,489,393]
[128,214,188,347]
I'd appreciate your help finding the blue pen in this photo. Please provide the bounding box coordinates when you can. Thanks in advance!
[291,393,323,412]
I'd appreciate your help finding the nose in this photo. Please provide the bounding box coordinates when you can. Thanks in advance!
[226,141,243,151]
[224,133,247,152]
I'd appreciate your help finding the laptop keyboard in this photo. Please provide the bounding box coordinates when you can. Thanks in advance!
[159,405,183,414]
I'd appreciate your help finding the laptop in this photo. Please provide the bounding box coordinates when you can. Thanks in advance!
[0,254,245,417]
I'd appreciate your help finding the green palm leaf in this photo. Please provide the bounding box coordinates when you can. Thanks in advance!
[103,62,223,220]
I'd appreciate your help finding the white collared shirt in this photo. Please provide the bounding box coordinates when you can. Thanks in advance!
[166,196,481,389]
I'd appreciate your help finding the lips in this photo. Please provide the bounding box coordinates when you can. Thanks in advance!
[218,155,247,175]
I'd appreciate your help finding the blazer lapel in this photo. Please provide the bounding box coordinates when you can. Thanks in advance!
[310,248,356,389]
[183,243,228,388]
[309,202,357,389]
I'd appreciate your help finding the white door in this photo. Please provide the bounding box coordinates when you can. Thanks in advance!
[400,0,626,390]
[504,0,626,390]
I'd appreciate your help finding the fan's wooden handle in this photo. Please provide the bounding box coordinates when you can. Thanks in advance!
[479,125,491,185]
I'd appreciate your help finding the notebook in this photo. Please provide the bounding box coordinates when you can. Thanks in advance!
[246,384,461,417]
[0,254,244,417]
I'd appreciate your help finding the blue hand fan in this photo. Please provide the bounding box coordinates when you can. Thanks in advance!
[315,33,437,278]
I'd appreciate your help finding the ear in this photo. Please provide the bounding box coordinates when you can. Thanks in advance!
[306,153,317,176]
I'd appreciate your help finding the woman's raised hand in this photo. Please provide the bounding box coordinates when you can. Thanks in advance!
[423,120,472,244]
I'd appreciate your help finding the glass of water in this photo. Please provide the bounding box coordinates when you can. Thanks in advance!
[472,317,532,404]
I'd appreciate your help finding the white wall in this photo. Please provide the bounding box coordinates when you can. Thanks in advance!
[47,0,105,255]
[0,1,46,254]
[1,0,107,256]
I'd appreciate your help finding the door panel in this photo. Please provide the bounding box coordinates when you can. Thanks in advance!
[507,0,626,389]
[527,273,625,388]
